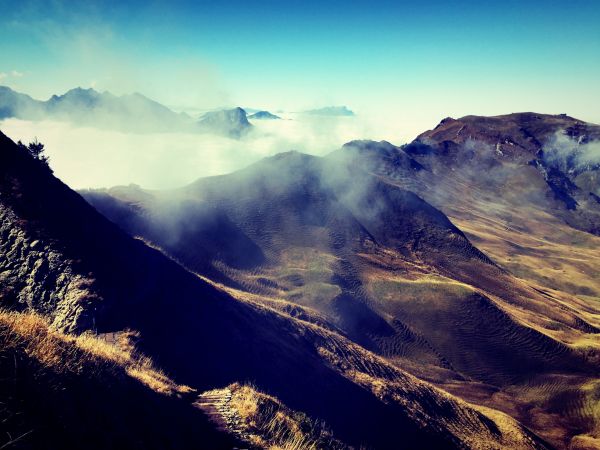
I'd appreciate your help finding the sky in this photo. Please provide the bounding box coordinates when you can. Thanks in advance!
[0,0,599,189]
[1,0,599,125]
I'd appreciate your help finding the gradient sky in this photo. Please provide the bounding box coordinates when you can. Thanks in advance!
[1,0,599,133]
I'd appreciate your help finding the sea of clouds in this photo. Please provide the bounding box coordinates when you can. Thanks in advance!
[0,111,409,190]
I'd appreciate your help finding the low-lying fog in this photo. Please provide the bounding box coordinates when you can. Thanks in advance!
[0,113,409,190]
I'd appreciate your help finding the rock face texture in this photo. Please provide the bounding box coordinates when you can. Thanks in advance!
[0,135,105,331]
[0,207,100,331]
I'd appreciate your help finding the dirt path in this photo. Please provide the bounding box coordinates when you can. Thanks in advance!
[194,388,250,445]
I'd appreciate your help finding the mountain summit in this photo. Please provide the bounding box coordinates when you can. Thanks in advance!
[405,112,600,234]
[197,107,252,137]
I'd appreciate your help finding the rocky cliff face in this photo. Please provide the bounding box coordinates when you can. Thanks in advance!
[0,129,218,333]
[0,206,100,331]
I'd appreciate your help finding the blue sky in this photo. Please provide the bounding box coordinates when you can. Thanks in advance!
[1,0,599,129]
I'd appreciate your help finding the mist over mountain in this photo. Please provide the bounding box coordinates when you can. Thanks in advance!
[0,86,256,138]
[404,113,600,234]
[76,112,600,449]
[0,98,406,190]
[2,74,600,450]
[303,106,355,116]
[197,107,252,138]
[0,128,551,449]
[2,109,600,449]
[248,110,281,120]
[3,0,600,447]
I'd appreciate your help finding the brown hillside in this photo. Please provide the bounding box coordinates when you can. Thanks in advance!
[0,130,546,449]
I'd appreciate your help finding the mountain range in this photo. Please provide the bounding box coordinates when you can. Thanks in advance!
[1,112,600,449]
[0,86,252,137]
[303,106,355,116]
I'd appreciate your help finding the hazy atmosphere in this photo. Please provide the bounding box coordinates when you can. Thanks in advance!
[2,2,600,450]
[0,113,400,188]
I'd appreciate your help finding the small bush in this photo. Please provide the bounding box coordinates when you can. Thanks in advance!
[17,138,51,170]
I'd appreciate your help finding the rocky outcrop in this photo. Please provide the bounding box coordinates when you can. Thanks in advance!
[0,206,100,332]
[197,107,252,138]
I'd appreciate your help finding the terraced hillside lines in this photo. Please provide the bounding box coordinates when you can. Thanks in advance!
[303,320,546,450]
[396,114,600,448]
[406,113,600,306]
[365,271,583,385]
[442,373,600,449]
[78,127,600,448]
[404,152,600,349]
[430,169,600,305]
[202,279,546,449]
[449,202,600,310]
[0,130,551,449]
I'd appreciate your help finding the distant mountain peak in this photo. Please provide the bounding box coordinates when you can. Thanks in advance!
[0,86,244,135]
[59,86,101,98]
[303,106,355,116]
[248,110,281,120]
[342,139,399,152]
[197,107,252,138]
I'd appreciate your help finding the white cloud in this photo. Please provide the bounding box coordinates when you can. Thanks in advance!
[0,70,25,82]
[0,114,409,190]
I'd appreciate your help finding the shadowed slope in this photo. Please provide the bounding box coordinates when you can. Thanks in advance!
[0,131,545,449]
[81,115,600,448]
[0,311,240,450]
[84,147,596,385]
[334,115,600,448]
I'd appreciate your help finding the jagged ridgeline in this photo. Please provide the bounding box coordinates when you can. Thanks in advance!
[0,86,252,137]
[1,112,600,449]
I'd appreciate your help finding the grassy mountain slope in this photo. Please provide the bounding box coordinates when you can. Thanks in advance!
[0,130,544,449]
[81,114,600,448]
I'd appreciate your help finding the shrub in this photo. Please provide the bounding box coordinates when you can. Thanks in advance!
[17,138,51,169]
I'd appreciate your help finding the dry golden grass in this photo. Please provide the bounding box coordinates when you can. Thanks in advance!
[0,310,191,396]
[309,322,544,450]
[205,268,544,449]
[233,247,342,311]
[570,434,600,450]
[440,374,600,449]
[368,272,475,309]
[448,197,600,313]
[228,383,345,450]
